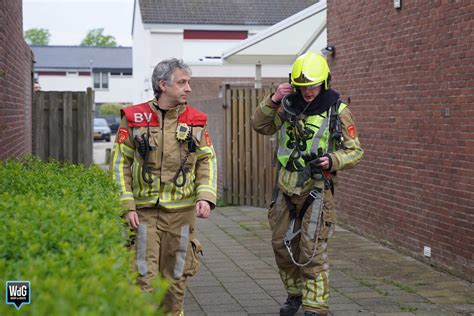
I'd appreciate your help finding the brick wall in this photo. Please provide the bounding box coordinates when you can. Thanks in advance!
[327,1,473,280]
[0,0,33,160]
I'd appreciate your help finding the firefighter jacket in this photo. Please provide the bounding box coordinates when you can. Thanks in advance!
[252,91,364,196]
[111,100,217,212]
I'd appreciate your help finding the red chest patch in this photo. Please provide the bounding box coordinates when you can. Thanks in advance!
[121,103,160,127]
[347,124,356,139]
[204,130,212,146]
[128,112,159,127]
[117,128,129,144]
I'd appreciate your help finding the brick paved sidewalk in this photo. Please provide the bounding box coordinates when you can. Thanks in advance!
[184,206,473,316]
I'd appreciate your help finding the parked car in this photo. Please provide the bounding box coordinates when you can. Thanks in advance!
[96,115,121,134]
[94,118,111,142]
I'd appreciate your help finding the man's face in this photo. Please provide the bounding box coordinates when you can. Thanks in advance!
[299,84,322,103]
[162,69,192,105]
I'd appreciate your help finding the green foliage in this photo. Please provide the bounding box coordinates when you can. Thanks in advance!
[24,28,51,45]
[99,103,125,116]
[400,305,417,313]
[0,157,167,315]
[216,198,229,207]
[81,28,117,47]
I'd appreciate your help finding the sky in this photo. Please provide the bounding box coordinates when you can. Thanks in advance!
[23,0,134,46]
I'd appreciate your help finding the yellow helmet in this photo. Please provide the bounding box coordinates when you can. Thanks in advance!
[290,52,330,90]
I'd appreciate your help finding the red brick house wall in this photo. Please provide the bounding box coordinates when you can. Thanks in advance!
[0,0,33,160]
[327,1,473,280]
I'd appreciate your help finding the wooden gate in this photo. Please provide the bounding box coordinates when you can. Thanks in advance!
[33,88,94,165]
[223,86,278,208]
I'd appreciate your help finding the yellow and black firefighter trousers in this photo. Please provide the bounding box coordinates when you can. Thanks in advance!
[130,205,201,315]
[269,189,335,314]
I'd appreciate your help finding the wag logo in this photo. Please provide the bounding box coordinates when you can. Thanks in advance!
[5,281,30,310]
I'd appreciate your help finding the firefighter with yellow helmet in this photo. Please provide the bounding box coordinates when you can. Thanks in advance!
[110,58,217,315]
[252,52,364,316]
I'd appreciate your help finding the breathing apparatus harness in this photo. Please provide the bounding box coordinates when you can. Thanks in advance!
[281,93,314,166]
[134,118,198,188]
[135,123,154,184]
[278,90,344,267]
[171,123,197,187]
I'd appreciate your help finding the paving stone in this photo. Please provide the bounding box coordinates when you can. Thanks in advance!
[226,286,267,294]
[182,206,473,315]
[328,294,354,304]
[356,298,398,306]
[205,313,247,316]
[191,293,236,305]
[429,295,472,305]
[365,304,407,313]
[334,285,373,293]
[330,303,363,311]
[187,285,225,294]
[366,313,413,316]
[239,298,278,307]
[230,292,272,300]
[227,287,268,295]
[201,303,243,313]
[449,304,474,313]
[244,305,281,314]
[330,311,374,316]
[345,291,386,299]
[182,302,202,312]
[185,311,206,316]
[412,311,457,316]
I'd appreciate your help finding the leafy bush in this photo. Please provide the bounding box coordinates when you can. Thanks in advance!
[99,103,126,116]
[0,157,167,315]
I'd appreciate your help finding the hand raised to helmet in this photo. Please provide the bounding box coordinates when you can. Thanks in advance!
[271,83,294,104]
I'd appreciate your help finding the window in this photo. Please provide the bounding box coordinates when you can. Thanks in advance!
[93,73,100,88]
[102,73,108,89]
[110,71,133,77]
[93,72,109,89]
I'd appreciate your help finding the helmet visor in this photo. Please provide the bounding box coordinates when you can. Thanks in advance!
[291,72,323,87]
[294,83,322,90]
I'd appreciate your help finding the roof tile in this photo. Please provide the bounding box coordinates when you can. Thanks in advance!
[139,0,318,25]
[31,46,132,70]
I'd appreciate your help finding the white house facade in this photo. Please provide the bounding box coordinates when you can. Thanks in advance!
[131,0,319,102]
[31,45,134,105]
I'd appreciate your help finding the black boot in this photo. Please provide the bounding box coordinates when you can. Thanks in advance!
[279,294,302,316]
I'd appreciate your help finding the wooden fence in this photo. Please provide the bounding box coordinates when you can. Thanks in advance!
[223,86,278,208]
[33,88,94,165]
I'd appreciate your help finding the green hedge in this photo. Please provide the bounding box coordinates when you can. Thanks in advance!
[0,157,167,315]
[99,103,125,116]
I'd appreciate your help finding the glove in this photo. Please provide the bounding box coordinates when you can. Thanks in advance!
[302,152,322,176]
[302,150,333,177]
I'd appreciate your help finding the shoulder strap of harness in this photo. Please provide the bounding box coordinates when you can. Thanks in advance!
[328,99,344,152]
